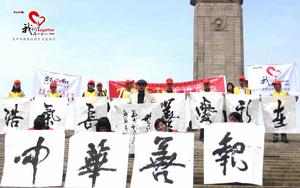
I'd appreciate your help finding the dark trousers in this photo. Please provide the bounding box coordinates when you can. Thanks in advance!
[273,133,288,142]
[200,128,204,141]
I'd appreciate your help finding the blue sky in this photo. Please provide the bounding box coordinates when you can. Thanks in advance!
[0,0,299,96]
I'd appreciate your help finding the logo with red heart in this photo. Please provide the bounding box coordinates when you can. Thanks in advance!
[266,66,281,78]
[28,11,46,27]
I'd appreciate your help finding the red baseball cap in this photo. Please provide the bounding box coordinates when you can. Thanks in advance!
[239,75,246,81]
[125,80,134,85]
[272,80,282,85]
[88,80,95,85]
[97,82,102,86]
[50,82,57,87]
[14,80,21,85]
[166,78,173,84]
[203,79,210,84]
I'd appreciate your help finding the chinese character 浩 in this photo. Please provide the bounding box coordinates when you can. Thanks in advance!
[4,104,24,127]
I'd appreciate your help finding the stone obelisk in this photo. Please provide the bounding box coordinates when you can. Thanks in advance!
[190,0,244,84]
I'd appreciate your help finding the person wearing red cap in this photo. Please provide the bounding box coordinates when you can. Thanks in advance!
[82,80,98,97]
[234,75,251,95]
[203,79,211,92]
[271,80,289,143]
[46,82,61,97]
[96,82,107,97]
[9,80,25,98]
[118,80,136,99]
[165,78,174,93]
[271,80,287,96]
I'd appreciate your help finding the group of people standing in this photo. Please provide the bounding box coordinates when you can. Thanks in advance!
[8,76,291,143]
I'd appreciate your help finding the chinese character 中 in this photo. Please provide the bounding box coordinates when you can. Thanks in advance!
[14,137,50,184]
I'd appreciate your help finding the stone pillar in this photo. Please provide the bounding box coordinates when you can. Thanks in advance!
[190,0,244,85]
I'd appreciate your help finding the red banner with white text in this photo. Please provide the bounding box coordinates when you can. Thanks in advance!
[109,76,226,98]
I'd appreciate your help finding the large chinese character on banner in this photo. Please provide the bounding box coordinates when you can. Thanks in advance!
[111,103,162,154]
[0,98,31,133]
[204,123,264,185]
[152,93,186,131]
[131,132,194,188]
[189,92,224,129]
[225,94,260,124]
[261,96,297,133]
[65,132,129,188]
[74,97,107,132]
[1,131,65,187]
[29,97,68,130]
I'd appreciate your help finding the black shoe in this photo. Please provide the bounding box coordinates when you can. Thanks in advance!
[128,154,135,158]
[273,134,279,143]
[281,137,289,143]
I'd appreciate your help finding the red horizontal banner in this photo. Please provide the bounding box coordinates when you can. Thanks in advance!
[109,76,226,98]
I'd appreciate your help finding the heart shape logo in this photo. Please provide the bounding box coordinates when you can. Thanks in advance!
[28,11,46,27]
[266,66,281,78]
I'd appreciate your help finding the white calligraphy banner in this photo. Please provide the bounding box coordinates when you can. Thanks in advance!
[189,92,224,129]
[261,96,296,133]
[225,94,260,124]
[111,103,162,154]
[0,98,31,133]
[33,69,82,98]
[29,97,68,130]
[107,98,129,131]
[1,130,65,187]
[204,123,264,185]
[65,132,129,188]
[152,93,187,131]
[131,132,194,188]
[247,63,298,95]
[74,97,107,132]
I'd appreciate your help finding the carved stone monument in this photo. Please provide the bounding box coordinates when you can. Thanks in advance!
[190,0,244,84]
